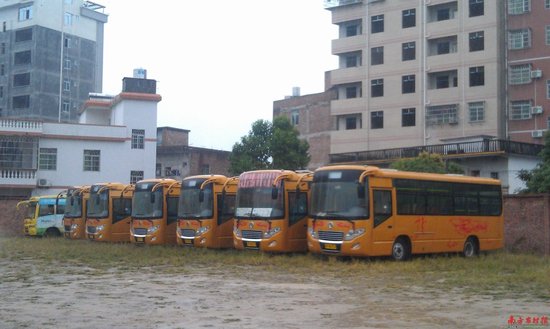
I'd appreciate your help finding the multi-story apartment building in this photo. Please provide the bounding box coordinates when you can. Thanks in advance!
[0,77,160,198]
[506,0,550,143]
[273,0,545,192]
[0,0,107,122]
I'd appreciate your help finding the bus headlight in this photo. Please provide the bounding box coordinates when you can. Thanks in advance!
[234,227,241,238]
[344,228,365,241]
[70,224,78,231]
[96,225,105,232]
[263,227,280,239]
[147,225,160,234]
[307,227,317,239]
[196,226,210,236]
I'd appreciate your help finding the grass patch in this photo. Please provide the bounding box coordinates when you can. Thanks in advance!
[1,237,549,300]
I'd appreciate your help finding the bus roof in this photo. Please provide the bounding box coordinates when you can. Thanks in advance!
[315,165,500,185]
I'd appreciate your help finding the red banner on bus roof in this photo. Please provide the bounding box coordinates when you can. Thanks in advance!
[238,171,281,188]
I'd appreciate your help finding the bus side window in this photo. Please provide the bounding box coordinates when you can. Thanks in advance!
[373,190,392,227]
[289,191,308,226]
[56,204,65,214]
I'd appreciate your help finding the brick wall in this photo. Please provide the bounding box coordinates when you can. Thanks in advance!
[504,194,550,255]
[0,198,25,237]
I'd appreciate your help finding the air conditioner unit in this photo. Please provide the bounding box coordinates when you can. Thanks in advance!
[530,69,542,79]
[531,130,544,138]
[531,106,544,115]
[37,178,50,187]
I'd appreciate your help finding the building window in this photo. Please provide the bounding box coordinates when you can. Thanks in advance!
[291,110,299,125]
[508,29,531,49]
[402,75,415,94]
[345,86,359,99]
[547,80,550,99]
[0,86,3,98]
[64,37,71,48]
[546,26,550,45]
[344,52,361,68]
[371,46,384,65]
[64,12,73,26]
[338,114,362,130]
[546,0,550,9]
[344,21,361,37]
[15,28,33,42]
[437,8,451,21]
[468,102,485,122]
[1,43,4,54]
[469,31,484,51]
[429,36,458,55]
[509,64,531,85]
[510,100,532,120]
[437,76,450,89]
[39,148,57,170]
[508,0,530,14]
[13,73,31,87]
[426,104,458,125]
[402,108,416,127]
[469,0,484,17]
[402,9,416,28]
[64,58,71,70]
[1,64,4,76]
[490,172,499,179]
[14,50,31,65]
[18,5,32,21]
[62,101,70,114]
[131,129,145,149]
[371,111,384,129]
[402,42,415,61]
[156,163,162,177]
[83,150,100,171]
[130,171,144,184]
[371,79,384,97]
[469,66,485,87]
[13,95,30,109]
[371,15,384,33]
[63,79,70,92]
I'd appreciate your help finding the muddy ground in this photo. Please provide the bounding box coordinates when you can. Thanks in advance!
[0,259,548,329]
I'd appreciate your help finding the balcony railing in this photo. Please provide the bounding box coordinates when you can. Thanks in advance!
[329,139,543,164]
[0,169,37,186]
[0,119,42,133]
[324,0,363,9]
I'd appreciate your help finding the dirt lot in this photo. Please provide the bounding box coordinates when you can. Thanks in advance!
[0,258,548,329]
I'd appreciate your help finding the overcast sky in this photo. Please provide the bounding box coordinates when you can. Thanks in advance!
[98,0,336,151]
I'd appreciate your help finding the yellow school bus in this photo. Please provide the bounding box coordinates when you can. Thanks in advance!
[86,183,133,242]
[307,165,503,260]
[233,170,312,253]
[63,186,90,239]
[177,175,238,248]
[130,178,180,245]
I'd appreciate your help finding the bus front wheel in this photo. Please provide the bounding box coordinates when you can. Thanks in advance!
[43,228,61,238]
[462,237,479,258]
[392,237,411,261]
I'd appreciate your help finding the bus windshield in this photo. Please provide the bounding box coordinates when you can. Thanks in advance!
[132,185,163,219]
[178,179,213,219]
[235,186,284,219]
[88,191,109,218]
[64,195,82,218]
[25,202,37,218]
[310,170,369,219]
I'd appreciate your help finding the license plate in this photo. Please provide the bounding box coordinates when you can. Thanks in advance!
[183,239,193,245]
[245,241,259,249]
[88,234,95,240]
[321,242,341,252]
[136,237,144,243]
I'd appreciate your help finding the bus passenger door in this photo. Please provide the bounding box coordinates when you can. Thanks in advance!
[371,189,394,255]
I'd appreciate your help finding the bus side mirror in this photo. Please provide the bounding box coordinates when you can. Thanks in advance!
[357,183,365,199]
[271,187,278,200]
[199,190,204,203]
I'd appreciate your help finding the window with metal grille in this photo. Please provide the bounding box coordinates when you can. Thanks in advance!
[371,15,384,33]
[510,100,532,120]
[508,29,531,49]
[371,111,384,129]
[371,79,383,97]
[509,64,531,85]
[39,148,57,170]
[131,129,145,149]
[426,104,458,125]
[130,170,144,184]
[402,9,416,28]
[402,42,416,61]
[83,150,100,171]
[402,75,415,94]
[469,66,485,87]
[508,0,530,14]
[468,102,485,122]
[469,0,484,17]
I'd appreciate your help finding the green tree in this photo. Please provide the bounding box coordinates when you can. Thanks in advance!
[229,117,310,176]
[517,131,550,193]
[390,151,464,174]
